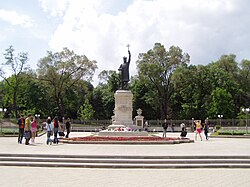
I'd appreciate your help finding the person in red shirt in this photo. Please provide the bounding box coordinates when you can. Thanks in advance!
[53,116,61,144]
[31,117,38,144]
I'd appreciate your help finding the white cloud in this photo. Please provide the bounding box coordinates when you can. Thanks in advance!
[0,9,33,28]
[38,0,69,17]
[42,0,250,84]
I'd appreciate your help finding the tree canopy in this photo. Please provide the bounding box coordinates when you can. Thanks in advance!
[1,44,249,121]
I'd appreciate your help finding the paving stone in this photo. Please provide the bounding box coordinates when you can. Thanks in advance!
[0,132,250,186]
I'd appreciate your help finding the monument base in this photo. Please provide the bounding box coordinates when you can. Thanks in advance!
[107,124,143,131]
[112,90,133,126]
[98,130,148,137]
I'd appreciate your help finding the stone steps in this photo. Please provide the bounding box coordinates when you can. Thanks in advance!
[0,154,250,169]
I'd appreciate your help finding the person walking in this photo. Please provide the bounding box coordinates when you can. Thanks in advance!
[45,117,53,145]
[180,123,187,138]
[24,114,32,145]
[17,114,25,144]
[144,120,149,132]
[65,118,71,138]
[204,117,209,140]
[31,117,38,144]
[53,116,61,144]
[194,120,203,141]
[162,119,168,138]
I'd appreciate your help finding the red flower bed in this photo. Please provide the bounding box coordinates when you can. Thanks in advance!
[70,136,187,142]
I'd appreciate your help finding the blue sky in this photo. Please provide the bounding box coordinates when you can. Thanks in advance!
[1,0,250,85]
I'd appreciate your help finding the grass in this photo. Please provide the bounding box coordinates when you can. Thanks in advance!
[216,130,248,136]
[0,128,44,136]
[0,127,19,135]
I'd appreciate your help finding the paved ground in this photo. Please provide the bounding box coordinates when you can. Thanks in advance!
[0,132,250,187]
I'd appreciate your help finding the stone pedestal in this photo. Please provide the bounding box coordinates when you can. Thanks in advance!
[135,108,144,127]
[112,90,133,126]
[135,116,144,127]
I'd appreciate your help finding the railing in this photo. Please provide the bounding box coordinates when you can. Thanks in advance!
[0,118,248,134]
[71,119,112,126]
[70,119,249,132]
[145,119,247,127]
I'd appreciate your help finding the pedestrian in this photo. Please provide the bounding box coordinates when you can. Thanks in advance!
[31,117,38,144]
[65,118,71,138]
[17,114,25,144]
[204,117,209,140]
[144,120,148,132]
[53,116,61,144]
[180,123,187,138]
[194,120,203,141]
[162,119,168,138]
[24,114,32,145]
[45,117,53,145]
[171,123,175,132]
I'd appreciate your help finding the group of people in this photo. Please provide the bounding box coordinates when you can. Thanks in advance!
[161,118,210,141]
[17,114,71,145]
[193,118,209,141]
[45,116,72,145]
[17,114,38,145]
[179,118,209,140]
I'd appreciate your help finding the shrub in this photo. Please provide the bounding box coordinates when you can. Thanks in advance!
[217,130,245,136]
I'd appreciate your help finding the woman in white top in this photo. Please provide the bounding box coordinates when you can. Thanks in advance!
[45,118,54,145]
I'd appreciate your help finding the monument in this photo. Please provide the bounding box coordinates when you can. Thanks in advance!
[109,45,133,128]
[118,44,131,90]
[99,45,147,136]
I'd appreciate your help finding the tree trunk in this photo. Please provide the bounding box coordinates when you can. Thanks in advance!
[13,90,18,118]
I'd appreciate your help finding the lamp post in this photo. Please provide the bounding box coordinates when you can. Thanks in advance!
[218,114,223,126]
[242,108,250,134]
[35,114,40,120]
[35,114,40,130]
[191,118,194,132]
[0,108,7,118]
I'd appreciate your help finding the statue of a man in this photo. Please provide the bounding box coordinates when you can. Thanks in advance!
[118,48,131,90]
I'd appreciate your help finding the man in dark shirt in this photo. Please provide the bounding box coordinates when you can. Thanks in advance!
[162,119,168,138]
[17,114,25,144]
[65,118,71,138]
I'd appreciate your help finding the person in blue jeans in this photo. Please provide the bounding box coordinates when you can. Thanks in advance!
[46,118,53,145]
[53,116,61,144]
[162,119,168,138]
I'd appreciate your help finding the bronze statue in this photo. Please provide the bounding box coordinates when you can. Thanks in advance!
[118,45,131,90]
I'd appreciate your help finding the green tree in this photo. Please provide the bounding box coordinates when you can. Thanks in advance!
[208,87,234,118]
[136,43,190,119]
[98,70,120,92]
[92,70,120,119]
[171,54,243,119]
[171,65,213,119]
[0,46,29,117]
[79,98,94,120]
[208,55,241,116]
[37,48,97,117]
[15,72,50,117]
[238,59,250,107]
[130,76,159,119]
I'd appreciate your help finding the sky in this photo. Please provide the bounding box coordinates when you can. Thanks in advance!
[1,0,250,85]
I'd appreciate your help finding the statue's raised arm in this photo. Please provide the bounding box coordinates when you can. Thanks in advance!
[118,46,131,90]
[128,49,131,65]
